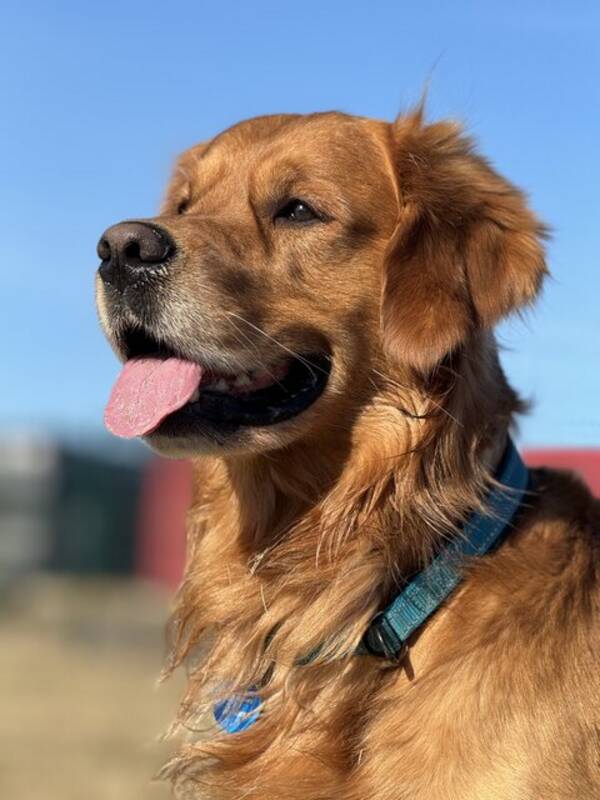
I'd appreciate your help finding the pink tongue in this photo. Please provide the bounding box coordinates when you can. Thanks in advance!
[104,357,203,438]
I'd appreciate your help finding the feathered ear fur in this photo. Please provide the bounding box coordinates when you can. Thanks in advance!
[381,111,548,371]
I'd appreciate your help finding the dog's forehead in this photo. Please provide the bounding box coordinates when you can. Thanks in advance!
[176,113,391,193]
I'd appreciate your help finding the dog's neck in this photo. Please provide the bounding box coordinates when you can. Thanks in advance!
[166,335,522,766]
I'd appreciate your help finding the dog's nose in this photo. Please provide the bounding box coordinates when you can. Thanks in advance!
[97,221,175,288]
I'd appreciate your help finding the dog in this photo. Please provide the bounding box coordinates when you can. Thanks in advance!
[96,108,600,799]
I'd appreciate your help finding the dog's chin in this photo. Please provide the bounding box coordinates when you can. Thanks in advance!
[143,387,333,459]
[144,414,317,458]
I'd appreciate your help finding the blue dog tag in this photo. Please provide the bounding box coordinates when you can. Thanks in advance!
[213,691,262,734]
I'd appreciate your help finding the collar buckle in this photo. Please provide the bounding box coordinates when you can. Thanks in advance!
[363,611,408,664]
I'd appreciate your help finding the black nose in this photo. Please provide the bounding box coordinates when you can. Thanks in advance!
[97,221,175,289]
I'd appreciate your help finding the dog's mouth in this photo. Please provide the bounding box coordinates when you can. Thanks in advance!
[104,327,331,440]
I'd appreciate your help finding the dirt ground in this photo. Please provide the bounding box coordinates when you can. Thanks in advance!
[0,575,185,800]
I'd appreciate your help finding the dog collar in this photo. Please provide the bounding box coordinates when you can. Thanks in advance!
[214,437,529,732]
[361,436,530,660]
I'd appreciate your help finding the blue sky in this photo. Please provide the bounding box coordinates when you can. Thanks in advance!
[2,0,599,447]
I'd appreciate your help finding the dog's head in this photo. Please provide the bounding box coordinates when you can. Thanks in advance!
[96,111,546,457]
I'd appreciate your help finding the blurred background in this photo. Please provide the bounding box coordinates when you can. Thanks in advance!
[1,1,599,798]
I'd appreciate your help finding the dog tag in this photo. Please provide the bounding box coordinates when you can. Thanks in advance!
[213,691,261,734]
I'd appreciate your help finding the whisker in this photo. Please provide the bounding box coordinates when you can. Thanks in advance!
[370,367,463,427]
[227,312,329,380]
[226,318,288,390]
[367,375,427,420]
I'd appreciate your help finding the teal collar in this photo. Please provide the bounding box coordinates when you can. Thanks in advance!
[361,437,530,661]
[214,438,530,733]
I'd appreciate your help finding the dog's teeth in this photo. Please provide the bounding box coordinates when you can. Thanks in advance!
[189,388,200,402]
[214,378,228,392]
[234,374,252,387]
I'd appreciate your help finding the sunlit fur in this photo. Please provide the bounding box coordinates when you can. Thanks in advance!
[99,110,600,798]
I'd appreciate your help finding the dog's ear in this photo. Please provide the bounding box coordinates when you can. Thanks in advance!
[381,111,548,371]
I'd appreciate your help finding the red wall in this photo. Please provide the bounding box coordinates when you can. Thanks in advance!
[136,448,600,589]
[524,449,600,496]
[135,457,191,589]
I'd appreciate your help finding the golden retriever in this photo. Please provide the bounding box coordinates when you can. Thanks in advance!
[96,108,600,799]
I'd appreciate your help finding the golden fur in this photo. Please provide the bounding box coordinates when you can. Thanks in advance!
[97,109,600,798]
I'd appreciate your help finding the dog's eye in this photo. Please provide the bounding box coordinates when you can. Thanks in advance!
[177,198,190,215]
[274,199,319,225]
